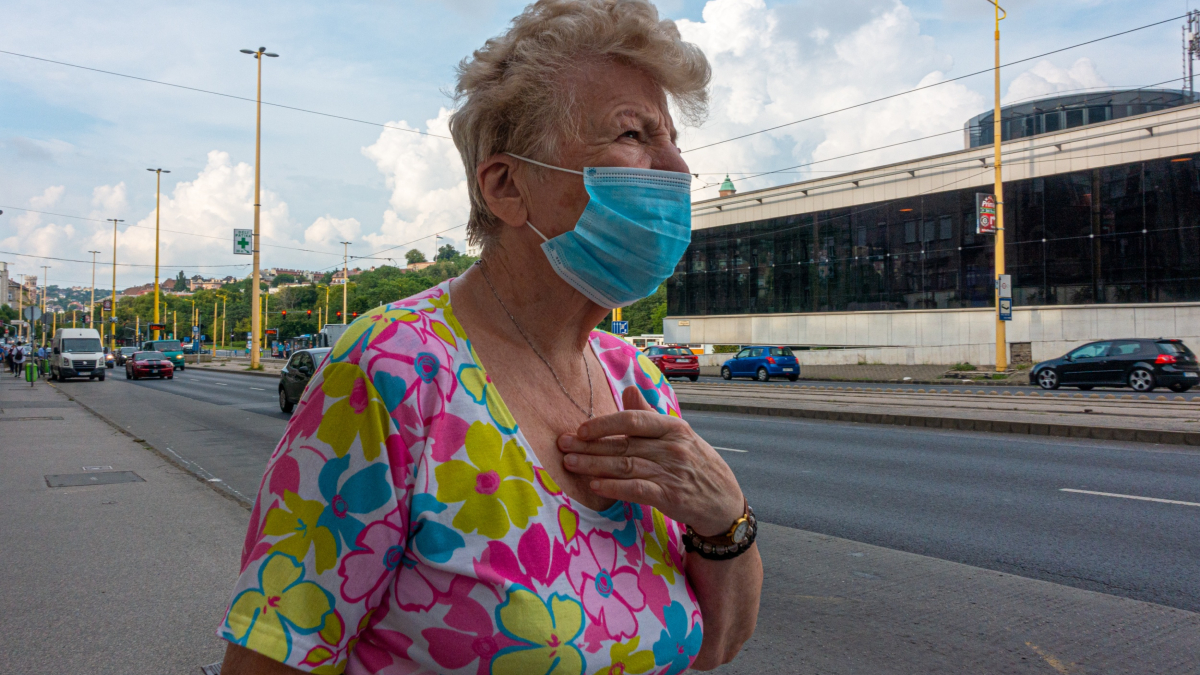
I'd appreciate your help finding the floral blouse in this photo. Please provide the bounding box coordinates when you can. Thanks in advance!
[219,280,702,675]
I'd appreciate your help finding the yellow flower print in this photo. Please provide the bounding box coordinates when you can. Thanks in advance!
[428,291,466,340]
[316,363,391,460]
[493,588,585,675]
[643,508,677,585]
[435,422,542,539]
[593,636,655,675]
[224,552,335,663]
[263,490,338,574]
[458,361,518,434]
[636,353,664,386]
[330,305,419,362]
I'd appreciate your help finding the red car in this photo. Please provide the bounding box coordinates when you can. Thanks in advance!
[125,351,174,380]
[644,345,700,381]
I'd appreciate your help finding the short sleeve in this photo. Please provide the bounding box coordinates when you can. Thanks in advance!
[218,316,415,673]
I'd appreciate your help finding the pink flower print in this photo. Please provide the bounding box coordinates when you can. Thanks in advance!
[392,558,456,612]
[423,576,517,675]
[352,628,420,675]
[280,383,325,447]
[473,524,570,592]
[568,531,645,641]
[338,520,406,607]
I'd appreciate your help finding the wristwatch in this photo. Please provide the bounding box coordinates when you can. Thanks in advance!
[683,501,757,560]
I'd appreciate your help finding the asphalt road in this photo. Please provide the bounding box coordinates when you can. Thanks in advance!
[693,374,1200,399]
[57,368,1200,614]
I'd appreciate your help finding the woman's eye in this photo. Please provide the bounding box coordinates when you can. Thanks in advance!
[620,130,639,140]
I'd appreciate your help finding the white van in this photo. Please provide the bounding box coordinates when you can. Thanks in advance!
[51,328,107,381]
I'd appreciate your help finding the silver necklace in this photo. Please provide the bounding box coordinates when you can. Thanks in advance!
[476,260,594,419]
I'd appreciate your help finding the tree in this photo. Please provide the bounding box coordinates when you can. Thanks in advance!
[405,249,427,265]
[320,271,334,285]
[271,273,296,287]
[435,244,460,262]
[174,271,188,292]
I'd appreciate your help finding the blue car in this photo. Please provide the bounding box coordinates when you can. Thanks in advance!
[721,346,801,382]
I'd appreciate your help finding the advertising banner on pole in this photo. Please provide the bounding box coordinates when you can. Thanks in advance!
[976,193,998,234]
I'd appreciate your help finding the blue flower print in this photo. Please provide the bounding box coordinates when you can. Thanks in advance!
[599,500,644,548]
[372,371,407,412]
[316,454,392,556]
[414,352,440,383]
[652,601,703,675]
[407,493,465,564]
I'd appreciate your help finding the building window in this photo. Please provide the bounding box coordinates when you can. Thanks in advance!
[904,221,917,244]
[939,216,953,240]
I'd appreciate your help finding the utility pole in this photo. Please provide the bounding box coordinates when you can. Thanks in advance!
[16,274,24,343]
[40,266,49,347]
[241,46,279,370]
[146,168,170,340]
[88,252,100,338]
[987,0,1008,372]
[221,296,227,352]
[340,242,351,323]
[108,219,122,352]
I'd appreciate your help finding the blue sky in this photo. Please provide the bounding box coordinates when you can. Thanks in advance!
[0,0,1186,290]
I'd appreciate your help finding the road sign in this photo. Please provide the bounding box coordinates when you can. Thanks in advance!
[611,320,629,335]
[233,228,253,255]
[997,274,1012,299]
[976,193,997,234]
[192,325,200,333]
[21,306,42,322]
[999,297,1012,321]
[82,314,91,324]
[103,299,112,311]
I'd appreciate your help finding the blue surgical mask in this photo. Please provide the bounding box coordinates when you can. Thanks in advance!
[507,153,692,308]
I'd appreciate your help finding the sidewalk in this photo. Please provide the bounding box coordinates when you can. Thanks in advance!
[0,377,248,674]
[700,363,1029,385]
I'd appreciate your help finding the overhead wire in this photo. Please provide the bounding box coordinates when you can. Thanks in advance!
[0,49,451,140]
[680,14,1189,154]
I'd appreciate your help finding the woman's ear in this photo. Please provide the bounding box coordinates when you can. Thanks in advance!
[477,154,529,230]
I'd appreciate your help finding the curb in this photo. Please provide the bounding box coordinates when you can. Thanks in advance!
[195,366,280,379]
[678,400,1200,447]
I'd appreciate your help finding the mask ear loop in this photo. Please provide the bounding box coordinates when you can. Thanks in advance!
[504,152,584,176]
[526,221,550,242]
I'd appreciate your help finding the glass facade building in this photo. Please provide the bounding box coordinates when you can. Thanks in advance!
[668,153,1200,317]
[964,89,1194,148]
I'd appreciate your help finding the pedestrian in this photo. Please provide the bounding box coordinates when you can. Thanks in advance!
[12,342,26,377]
[3,345,12,374]
[217,2,761,673]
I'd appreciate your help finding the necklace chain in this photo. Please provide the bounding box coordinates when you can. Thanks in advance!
[476,260,594,419]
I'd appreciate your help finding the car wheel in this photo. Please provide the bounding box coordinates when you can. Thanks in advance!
[1037,368,1060,390]
[1169,382,1191,393]
[125,369,131,380]
[1077,385,1093,391]
[788,375,799,382]
[687,374,698,382]
[49,367,57,382]
[1128,367,1155,392]
[97,373,105,382]
[168,374,174,380]
[131,371,138,380]
[756,367,770,382]
[721,366,732,380]
[279,389,295,413]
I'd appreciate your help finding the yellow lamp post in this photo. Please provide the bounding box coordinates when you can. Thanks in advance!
[108,218,122,352]
[40,265,49,347]
[340,242,352,323]
[146,168,170,340]
[985,0,1008,372]
[240,46,279,369]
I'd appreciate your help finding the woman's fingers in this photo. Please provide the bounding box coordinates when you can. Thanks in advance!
[576,408,678,441]
[563,452,662,479]
[588,477,668,506]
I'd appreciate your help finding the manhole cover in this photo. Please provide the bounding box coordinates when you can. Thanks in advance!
[45,471,144,488]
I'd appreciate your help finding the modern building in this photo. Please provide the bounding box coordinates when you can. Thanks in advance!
[664,93,1200,366]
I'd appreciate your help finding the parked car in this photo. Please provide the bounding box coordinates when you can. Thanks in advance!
[124,351,174,380]
[278,347,332,413]
[1030,338,1199,392]
[643,345,700,382]
[115,346,138,366]
[720,346,801,382]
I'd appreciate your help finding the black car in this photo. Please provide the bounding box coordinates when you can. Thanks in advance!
[115,346,138,366]
[1030,339,1199,392]
[278,348,331,413]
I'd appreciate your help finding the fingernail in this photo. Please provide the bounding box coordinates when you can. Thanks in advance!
[558,435,576,450]
[563,453,577,467]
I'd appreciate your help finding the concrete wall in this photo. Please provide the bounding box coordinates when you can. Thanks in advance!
[671,302,1200,366]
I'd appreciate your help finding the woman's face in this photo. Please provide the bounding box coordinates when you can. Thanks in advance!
[523,60,691,240]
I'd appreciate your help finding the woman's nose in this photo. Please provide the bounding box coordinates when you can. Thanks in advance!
[650,140,690,175]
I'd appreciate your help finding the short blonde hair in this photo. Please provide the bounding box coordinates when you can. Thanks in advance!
[450,0,710,250]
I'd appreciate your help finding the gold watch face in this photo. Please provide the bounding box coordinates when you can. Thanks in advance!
[731,519,750,544]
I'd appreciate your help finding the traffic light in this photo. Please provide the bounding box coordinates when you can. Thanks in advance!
[352,311,358,318]
[281,310,287,319]
[306,309,312,317]
[336,311,342,319]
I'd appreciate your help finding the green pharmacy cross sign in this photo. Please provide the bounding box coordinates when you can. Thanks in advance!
[233,228,253,255]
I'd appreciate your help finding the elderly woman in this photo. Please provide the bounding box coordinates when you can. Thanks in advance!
[219,1,762,673]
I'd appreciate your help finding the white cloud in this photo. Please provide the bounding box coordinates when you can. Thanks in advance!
[675,0,985,198]
[1003,58,1108,104]
[30,185,65,210]
[360,108,470,258]
[90,182,127,217]
[304,216,362,248]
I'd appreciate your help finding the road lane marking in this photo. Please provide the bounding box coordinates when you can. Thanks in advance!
[712,446,748,453]
[250,387,265,391]
[214,382,227,386]
[1025,642,1071,674]
[1060,488,1200,507]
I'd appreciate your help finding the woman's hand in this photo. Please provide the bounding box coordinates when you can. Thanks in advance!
[558,386,744,537]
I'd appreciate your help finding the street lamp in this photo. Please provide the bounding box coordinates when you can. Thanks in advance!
[107,218,123,351]
[340,242,351,324]
[240,46,278,369]
[146,168,170,340]
[88,251,100,334]
[983,0,1008,372]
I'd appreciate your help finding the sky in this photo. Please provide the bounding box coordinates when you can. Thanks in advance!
[0,0,1187,291]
